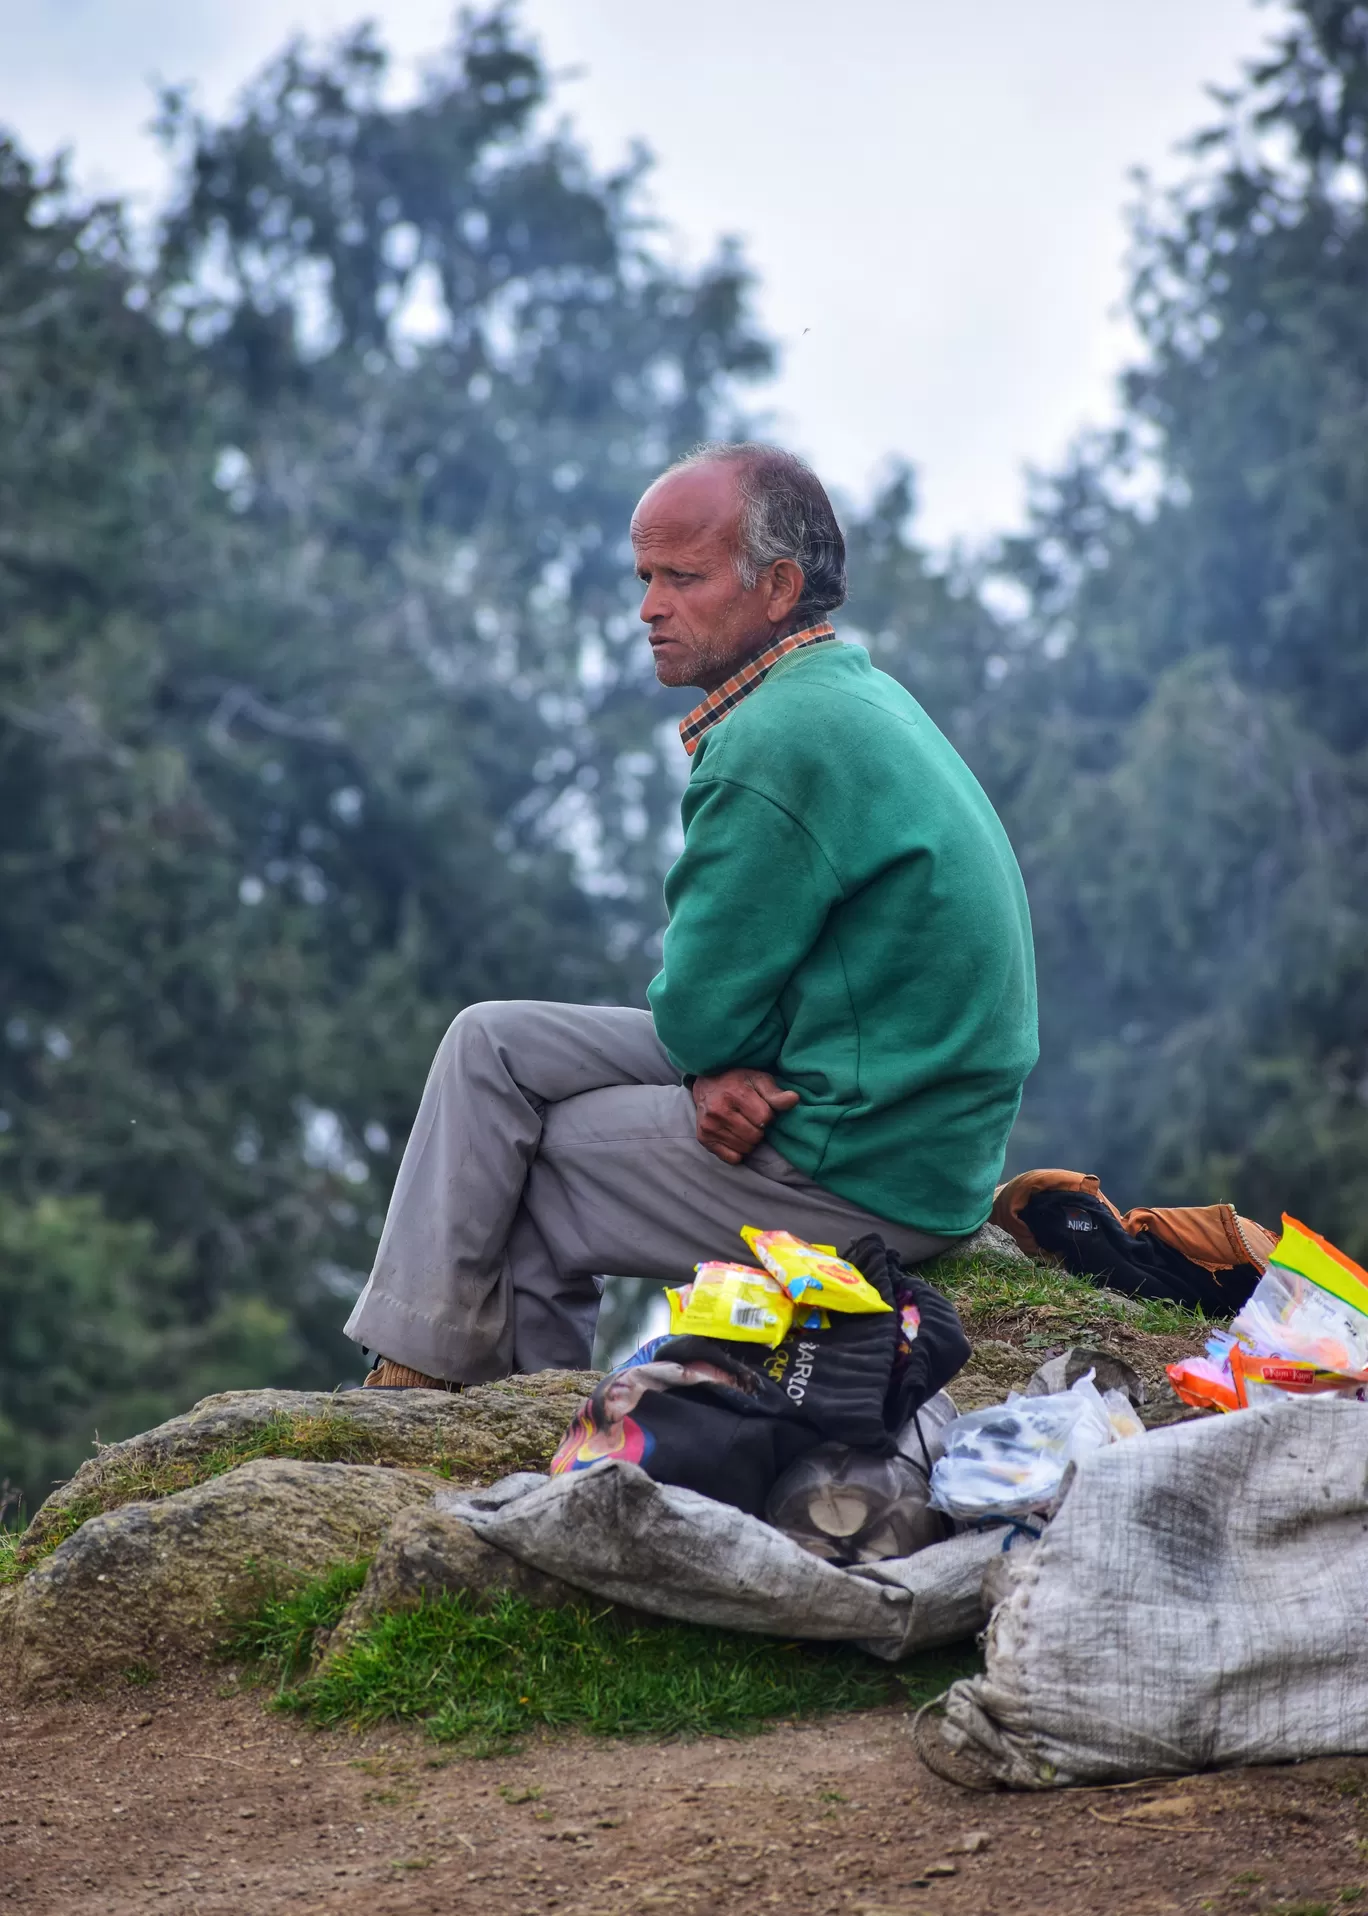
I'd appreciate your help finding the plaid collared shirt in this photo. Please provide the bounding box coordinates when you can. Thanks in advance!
[677,621,836,757]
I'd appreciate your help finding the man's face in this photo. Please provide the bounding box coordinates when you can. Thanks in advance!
[630,464,802,691]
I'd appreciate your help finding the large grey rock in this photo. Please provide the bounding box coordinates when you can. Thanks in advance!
[943,1220,1029,1265]
[1024,1346,1147,1405]
[3,1459,438,1698]
[18,1373,598,1563]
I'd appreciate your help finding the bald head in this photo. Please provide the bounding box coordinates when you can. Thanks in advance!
[633,461,745,556]
[630,444,843,692]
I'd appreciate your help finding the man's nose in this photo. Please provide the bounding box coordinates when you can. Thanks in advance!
[638,577,668,624]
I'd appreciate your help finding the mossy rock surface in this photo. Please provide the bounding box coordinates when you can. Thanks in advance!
[2,1458,438,1698]
[14,1372,598,1569]
[921,1238,1215,1427]
[1,1252,1213,1703]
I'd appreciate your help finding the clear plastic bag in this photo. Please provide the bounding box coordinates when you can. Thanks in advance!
[928,1375,1117,1522]
[1102,1388,1145,1441]
[1232,1262,1368,1377]
[893,1389,959,1470]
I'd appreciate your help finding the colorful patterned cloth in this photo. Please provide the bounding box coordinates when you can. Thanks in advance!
[677,620,835,757]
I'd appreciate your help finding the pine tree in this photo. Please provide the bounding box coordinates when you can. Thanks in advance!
[987,1,1368,1250]
[0,12,772,1503]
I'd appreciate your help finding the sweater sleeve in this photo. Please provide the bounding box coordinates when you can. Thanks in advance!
[647,772,844,1076]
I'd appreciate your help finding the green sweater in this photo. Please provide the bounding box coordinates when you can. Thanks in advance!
[647,641,1038,1236]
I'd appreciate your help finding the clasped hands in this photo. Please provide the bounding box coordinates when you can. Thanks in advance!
[690,1068,799,1164]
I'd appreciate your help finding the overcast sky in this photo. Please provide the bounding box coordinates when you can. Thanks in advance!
[0,0,1288,547]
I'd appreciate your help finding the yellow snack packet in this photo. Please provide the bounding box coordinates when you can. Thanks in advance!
[739,1227,892,1316]
[667,1262,795,1346]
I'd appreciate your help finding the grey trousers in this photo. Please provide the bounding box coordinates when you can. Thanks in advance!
[345,1000,955,1383]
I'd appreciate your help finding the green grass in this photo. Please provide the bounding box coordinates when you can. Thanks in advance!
[0,1527,20,1588]
[225,1557,373,1685]
[14,1410,417,1574]
[926,1246,1214,1338]
[226,1566,979,1751]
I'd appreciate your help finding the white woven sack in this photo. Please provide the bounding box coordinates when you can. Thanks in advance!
[439,1459,1001,1659]
[928,1398,1368,1786]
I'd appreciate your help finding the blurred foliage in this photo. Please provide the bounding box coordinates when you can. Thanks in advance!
[0,8,780,1509]
[974,0,1368,1254]
[4,0,1367,1509]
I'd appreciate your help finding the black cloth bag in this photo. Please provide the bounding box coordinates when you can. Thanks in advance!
[1018,1188,1262,1313]
[547,1334,822,1516]
[549,1236,971,1516]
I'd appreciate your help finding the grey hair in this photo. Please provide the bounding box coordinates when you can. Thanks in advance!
[667,441,847,616]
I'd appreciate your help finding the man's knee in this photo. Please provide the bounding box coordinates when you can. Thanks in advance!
[441,999,546,1064]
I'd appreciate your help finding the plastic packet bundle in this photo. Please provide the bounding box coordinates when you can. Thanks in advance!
[740,1227,892,1316]
[665,1263,793,1346]
[1168,1218,1368,1411]
[927,1374,1119,1521]
[1164,1331,1367,1411]
[1228,1346,1368,1406]
[1231,1262,1368,1377]
[1167,1333,1243,1413]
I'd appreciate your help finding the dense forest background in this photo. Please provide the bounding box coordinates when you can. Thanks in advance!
[3,1,1367,1512]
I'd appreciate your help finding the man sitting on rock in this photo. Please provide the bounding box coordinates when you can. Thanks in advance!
[349,443,1038,1389]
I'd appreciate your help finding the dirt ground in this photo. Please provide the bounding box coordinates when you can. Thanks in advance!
[5,1675,1367,1916]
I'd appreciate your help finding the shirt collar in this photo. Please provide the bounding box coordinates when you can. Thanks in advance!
[677,621,836,757]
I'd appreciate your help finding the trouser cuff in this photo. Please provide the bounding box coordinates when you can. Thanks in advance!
[344,1283,512,1386]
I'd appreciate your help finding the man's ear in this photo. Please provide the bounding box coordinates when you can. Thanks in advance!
[766,557,806,625]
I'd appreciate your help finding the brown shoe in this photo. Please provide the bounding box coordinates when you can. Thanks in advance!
[363,1358,460,1392]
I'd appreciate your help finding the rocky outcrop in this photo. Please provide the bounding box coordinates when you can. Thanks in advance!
[17,1372,598,1562]
[5,1376,604,1699]
[3,1231,1202,1705]
[16,1259,1020,1563]
[3,1459,438,1698]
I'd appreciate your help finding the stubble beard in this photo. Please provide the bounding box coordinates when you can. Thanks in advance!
[652,626,750,691]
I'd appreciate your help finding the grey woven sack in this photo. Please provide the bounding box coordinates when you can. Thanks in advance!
[438,1458,1001,1658]
[919,1398,1368,1788]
